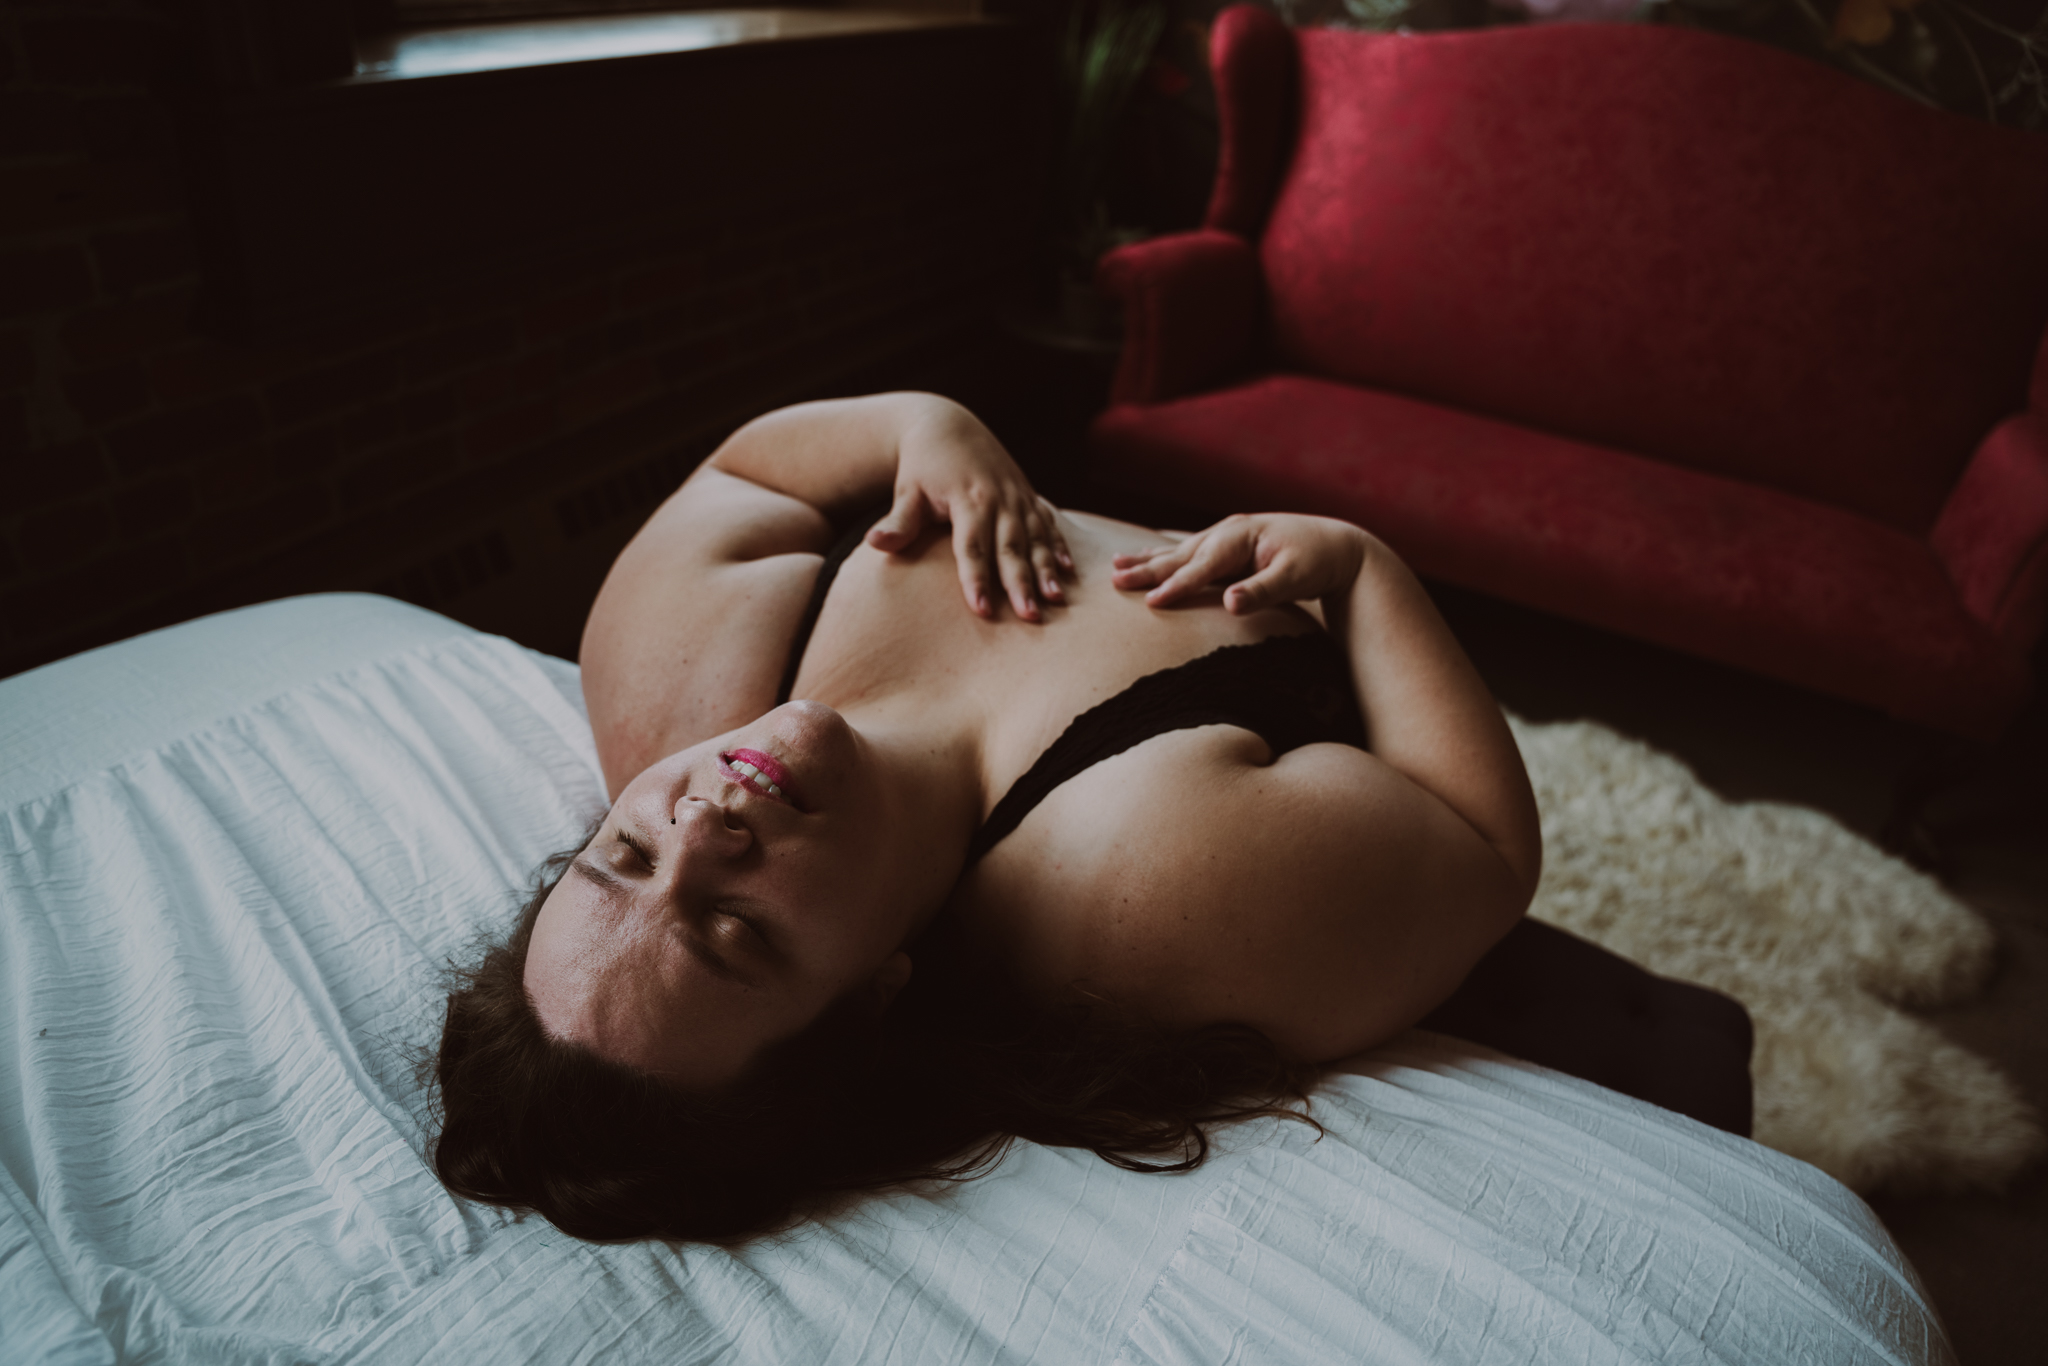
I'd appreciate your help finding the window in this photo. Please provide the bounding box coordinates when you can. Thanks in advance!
[392,0,778,22]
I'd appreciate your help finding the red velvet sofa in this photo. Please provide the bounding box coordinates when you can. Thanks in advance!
[1090,6,2048,738]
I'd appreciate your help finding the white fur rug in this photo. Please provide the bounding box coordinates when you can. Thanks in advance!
[1510,714,2043,1194]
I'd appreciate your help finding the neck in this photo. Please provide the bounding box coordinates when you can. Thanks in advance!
[841,699,988,940]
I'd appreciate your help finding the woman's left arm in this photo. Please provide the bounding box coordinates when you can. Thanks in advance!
[708,393,1072,621]
[582,394,1068,793]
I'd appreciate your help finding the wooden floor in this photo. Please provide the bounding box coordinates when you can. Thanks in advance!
[1426,583,2048,1366]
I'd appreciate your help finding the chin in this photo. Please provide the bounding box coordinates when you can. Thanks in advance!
[752,699,859,795]
[770,697,844,730]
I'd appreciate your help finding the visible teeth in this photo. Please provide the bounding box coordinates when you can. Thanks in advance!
[726,756,785,799]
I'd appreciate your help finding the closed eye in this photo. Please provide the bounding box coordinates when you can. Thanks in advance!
[616,827,653,868]
[716,901,777,956]
[607,825,775,963]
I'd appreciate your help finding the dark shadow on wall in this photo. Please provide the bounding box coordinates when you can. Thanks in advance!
[1,2,1047,674]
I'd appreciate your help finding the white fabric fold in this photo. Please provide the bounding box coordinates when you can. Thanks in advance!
[0,596,1953,1365]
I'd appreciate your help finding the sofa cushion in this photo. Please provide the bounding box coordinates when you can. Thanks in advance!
[1091,376,2029,736]
[1258,24,2048,536]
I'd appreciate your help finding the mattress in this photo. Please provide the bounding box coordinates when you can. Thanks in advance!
[0,595,1954,1364]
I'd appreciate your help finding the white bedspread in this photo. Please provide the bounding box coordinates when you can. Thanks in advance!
[0,596,1953,1365]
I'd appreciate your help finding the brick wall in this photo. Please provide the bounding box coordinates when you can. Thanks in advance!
[2,1,1037,675]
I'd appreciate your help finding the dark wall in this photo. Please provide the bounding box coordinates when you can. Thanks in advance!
[1,1,1040,673]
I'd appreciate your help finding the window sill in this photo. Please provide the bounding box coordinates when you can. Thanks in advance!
[350,6,990,84]
[178,6,1031,339]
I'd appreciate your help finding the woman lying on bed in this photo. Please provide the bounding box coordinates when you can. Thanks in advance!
[433,392,1750,1243]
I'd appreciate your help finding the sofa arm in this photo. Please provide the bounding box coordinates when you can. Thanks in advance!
[1095,229,1261,407]
[1931,410,2048,652]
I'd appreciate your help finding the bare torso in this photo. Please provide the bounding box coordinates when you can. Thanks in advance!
[578,398,1536,1061]
[791,509,1329,1006]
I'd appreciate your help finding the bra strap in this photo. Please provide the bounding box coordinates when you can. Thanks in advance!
[965,633,1367,863]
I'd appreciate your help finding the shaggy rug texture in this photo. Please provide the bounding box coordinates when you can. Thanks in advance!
[1510,715,2043,1194]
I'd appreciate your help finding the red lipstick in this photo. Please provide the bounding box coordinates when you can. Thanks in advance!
[722,747,802,809]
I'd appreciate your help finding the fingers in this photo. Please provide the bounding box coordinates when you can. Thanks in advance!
[1027,499,1070,604]
[1112,517,1258,607]
[961,496,1071,621]
[1040,498,1075,577]
[919,481,1071,621]
[1029,540,1064,607]
[866,485,925,552]
[1001,500,1083,620]
[976,501,1032,621]
[1109,539,1194,590]
[1143,533,1245,607]
[1224,560,1291,615]
[950,509,997,618]
[1119,512,1361,614]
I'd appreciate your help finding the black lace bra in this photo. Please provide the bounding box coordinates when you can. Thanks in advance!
[777,511,1369,864]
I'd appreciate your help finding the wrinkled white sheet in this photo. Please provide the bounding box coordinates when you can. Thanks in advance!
[0,595,1953,1365]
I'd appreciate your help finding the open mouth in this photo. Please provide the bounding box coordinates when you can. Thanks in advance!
[720,748,802,809]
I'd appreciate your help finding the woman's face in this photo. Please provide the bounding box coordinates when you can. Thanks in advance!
[524,701,946,1088]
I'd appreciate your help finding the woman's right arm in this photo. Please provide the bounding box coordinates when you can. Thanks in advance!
[1110,513,1541,902]
[1093,513,1540,1055]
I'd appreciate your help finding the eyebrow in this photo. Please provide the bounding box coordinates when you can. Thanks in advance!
[566,857,751,985]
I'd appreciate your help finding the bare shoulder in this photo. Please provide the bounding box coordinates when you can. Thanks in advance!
[960,728,1529,1060]
[580,465,833,796]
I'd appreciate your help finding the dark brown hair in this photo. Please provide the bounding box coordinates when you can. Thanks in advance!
[431,828,1321,1244]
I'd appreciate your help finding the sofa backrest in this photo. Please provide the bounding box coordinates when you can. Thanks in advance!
[1225,14,2048,534]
